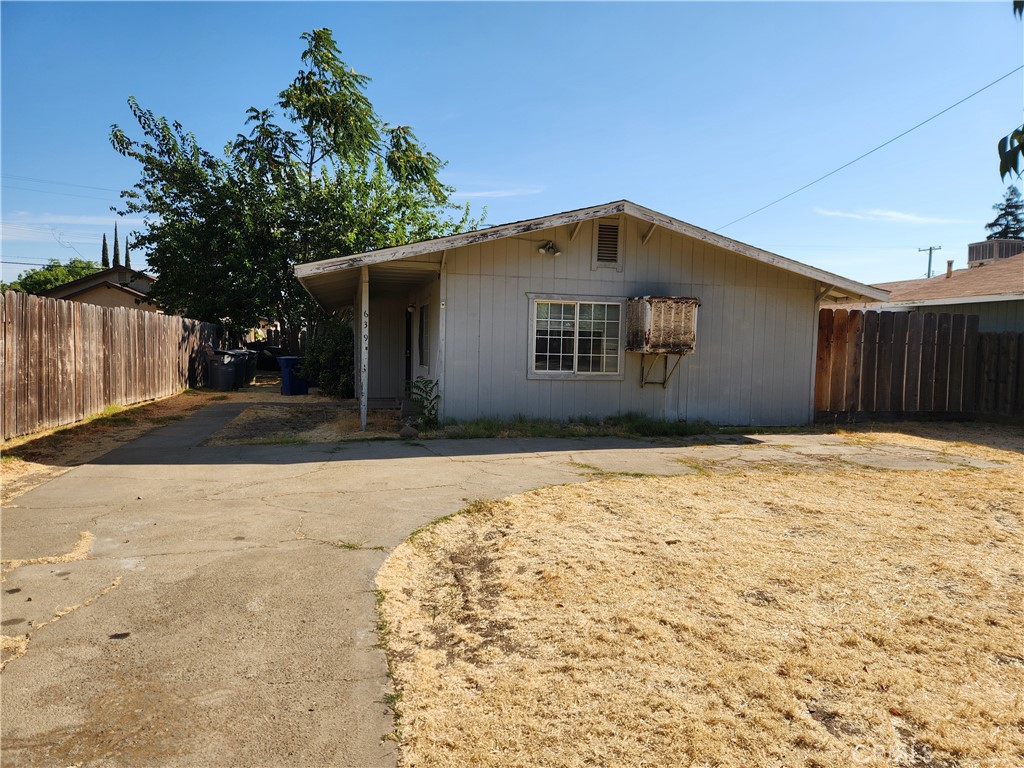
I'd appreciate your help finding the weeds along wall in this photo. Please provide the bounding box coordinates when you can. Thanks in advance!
[1,291,218,440]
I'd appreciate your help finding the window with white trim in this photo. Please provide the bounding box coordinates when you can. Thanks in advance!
[532,299,622,376]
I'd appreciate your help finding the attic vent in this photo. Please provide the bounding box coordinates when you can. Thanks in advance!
[626,296,700,355]
[596,222,620,263]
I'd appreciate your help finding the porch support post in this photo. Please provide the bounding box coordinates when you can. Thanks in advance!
[359,266,369,431]
[437,257,447,424]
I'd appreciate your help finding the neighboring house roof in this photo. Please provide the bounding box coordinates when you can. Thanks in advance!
[868,252,1024,308]
[296,200,889,307]
[59,281,153,302]
[40,265,156,300]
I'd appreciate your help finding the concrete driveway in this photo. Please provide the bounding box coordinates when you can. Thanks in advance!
[0,403,1001,767]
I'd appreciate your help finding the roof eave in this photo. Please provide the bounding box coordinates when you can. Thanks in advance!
[296,199,888,304]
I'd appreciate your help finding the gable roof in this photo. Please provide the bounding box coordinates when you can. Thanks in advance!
[869,253,1024,307]
[40,265,155,299]
[59,280,154,303]
[296,200,889,307]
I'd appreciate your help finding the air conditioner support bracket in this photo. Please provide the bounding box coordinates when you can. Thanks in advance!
[640,353,683,388]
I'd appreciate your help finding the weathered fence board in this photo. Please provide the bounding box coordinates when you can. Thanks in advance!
[904,312,923,412]
[829,309,849,410]
[876,311,895,412]
[934,313,952,412]
[814,307,1023,421]
[1,291,217,440]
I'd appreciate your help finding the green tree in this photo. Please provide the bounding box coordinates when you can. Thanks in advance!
[101,233,110,268]
[985,185,1024,239]
[124,237,132,269]
[2,258,101,294]
[111,28,477,348]
[997,2,1023,180]
[113,222,121,267]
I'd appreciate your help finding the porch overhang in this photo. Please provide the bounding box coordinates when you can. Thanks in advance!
[298,255,442,310]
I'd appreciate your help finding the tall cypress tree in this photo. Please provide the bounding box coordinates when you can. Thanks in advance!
[101,233,110,268]
[124,237,132,269]
[113,222,122,267]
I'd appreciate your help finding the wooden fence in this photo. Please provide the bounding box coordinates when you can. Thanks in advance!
[1,291,218,440]
[815,308,1023,421]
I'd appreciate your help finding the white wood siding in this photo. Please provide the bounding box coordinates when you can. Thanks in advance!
[441,217,817,425]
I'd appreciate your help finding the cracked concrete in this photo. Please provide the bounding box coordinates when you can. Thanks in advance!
[0,404,1007,767]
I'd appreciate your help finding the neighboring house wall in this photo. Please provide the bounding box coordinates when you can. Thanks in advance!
[437,217,817,425]
[885,301,1024,334]
[64,283,161,313]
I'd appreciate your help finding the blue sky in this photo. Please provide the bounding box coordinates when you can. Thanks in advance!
[2,1,1022,286]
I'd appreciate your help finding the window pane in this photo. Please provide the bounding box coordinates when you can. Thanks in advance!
[575,303,620,374]
[535,300,622,376]
[534,302,576,374]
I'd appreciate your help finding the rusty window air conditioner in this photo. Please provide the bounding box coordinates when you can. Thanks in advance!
[626,296,700,355]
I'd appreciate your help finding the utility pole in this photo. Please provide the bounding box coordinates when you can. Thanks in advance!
[918,245,942,278]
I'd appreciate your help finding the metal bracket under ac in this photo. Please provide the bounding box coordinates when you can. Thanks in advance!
[640,352,684,388]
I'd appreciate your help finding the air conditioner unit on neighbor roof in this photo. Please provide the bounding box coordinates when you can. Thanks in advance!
[626,296,700,355]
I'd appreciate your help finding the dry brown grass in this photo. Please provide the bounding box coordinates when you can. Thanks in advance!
[377,437,1023,767]
[839,422,1022,464]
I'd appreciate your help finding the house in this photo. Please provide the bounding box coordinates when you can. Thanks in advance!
[40,265,160,313]
[854,252,1024,333]
[296,200,887,427]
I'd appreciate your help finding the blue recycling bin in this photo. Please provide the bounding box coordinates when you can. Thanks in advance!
[277,356,309,396]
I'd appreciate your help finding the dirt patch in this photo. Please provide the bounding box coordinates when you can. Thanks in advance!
[377,429,1023,768]
[202,405,401,445]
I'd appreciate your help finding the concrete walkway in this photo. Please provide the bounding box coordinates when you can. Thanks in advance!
[0,405,1002,767]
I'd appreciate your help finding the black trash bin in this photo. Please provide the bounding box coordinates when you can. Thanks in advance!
[207,352,238,391]
[228,349,258,387]
[277,356,309,396]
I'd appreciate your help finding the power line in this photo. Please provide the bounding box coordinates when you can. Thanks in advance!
[2,184,117,202]
[3,223,104,240]
[1,259,89,267]
[0,174,120,192]
[716,65,1024,232]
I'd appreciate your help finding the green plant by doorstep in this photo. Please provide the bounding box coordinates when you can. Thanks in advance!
[409,377,440,429]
